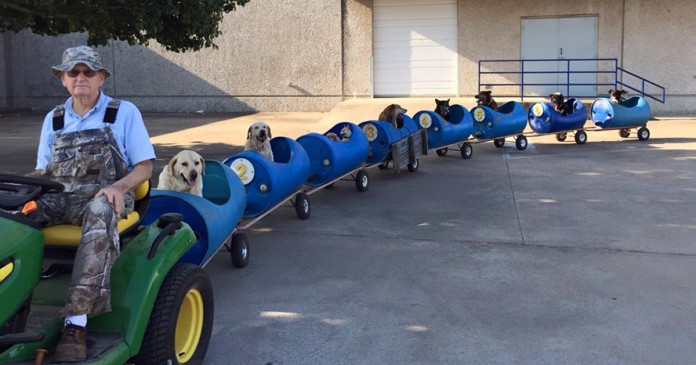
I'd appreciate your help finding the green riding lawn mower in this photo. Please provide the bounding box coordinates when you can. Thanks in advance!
[0,174,214,364]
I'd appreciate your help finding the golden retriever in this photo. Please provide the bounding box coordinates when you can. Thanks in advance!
[157,150,205,196]
[244,121,274,161]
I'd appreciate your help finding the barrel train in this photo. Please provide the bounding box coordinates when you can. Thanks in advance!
[147,93,655,270]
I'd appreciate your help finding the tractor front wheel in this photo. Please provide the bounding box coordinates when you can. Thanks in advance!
[132,263,214,365]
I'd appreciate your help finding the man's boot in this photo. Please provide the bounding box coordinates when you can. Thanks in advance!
[53,323,87,362]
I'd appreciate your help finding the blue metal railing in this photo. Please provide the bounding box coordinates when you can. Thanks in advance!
[478,58,665,103]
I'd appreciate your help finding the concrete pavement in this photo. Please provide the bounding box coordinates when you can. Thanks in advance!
[1,103,695,364]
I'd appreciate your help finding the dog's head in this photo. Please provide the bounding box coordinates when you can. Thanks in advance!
[434,99,450,117]
[549,92,565,108]
[168,150,205,188]
[474,91,492,105]
[390,104,407,116]
[340,124,352,139]
[247,121,272,146]
[608,89,626,101]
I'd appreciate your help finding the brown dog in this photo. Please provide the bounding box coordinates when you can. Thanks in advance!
[475,91,498,111]
[549,92,573,116]
[434,99,450,120]
[378,104,408,128]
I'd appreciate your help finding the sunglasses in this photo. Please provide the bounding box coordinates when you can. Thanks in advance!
[66,69,98,78]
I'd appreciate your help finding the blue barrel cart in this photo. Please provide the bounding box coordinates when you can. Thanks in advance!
[143,160,250,268]
[590,96,652,141]
[414,104,475,159]
[223,136,312,224]
[359,114,428,172]
[470,101,529,150]
[527,98,589,144]
[297,122,371,193]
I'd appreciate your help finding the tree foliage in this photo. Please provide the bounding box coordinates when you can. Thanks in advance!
[0,0,251,52]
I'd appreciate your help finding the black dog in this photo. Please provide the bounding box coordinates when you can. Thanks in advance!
[549,92,574,116]
[475,91,498,111]
[609,89,627,104]
[434,99,450,121]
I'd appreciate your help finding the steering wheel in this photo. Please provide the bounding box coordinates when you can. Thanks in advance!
[0,174,64,210]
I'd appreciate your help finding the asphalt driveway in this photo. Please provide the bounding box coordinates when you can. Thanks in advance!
[1,108,695,364]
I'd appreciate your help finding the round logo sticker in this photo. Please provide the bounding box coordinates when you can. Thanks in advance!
[230,158,255,185]
[363,123,378,142]
[532,103,544,117]
[419,113,432,129]
[473,108,486,122]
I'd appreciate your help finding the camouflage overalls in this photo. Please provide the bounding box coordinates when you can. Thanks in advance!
[29,107,134,316]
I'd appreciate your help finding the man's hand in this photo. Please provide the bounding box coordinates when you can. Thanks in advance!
[96,186,126,216]
[96,159,153,217]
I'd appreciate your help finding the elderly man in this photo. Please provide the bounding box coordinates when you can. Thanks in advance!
[29,46,155,362]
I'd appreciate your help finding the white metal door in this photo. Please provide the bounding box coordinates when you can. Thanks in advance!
[521,17,597,97]
[373,0,458,96]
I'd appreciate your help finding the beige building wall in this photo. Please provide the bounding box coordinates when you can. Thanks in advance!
[458,0,693,114]
[622,0,696,114]
[3,0,345,113]
[458,0,622,97]
[342,0,374,98]
[1,0,693,114]
[0,33,8,110]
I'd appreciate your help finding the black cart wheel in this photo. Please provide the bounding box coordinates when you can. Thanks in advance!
[294,192,311,220]
[230,233,249,268]
[619,128,631,138]
[132,263,214,365]
[355,170,369,192]
[515,135,528,150]
[556,132,567,142]
[407,159,419,172]
[435,147,448,157]
[493,138,505,148]
[574,130,587,145]
[637,127,650,141]
[460,143,473,159]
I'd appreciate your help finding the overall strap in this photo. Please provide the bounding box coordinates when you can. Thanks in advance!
[51,99,121,131]
[103,99,121,124]
[52,105,65,131]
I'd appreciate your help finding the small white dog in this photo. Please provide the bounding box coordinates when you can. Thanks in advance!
[157,150,205,196]
[326,124,352,142]
[244,121,274,161]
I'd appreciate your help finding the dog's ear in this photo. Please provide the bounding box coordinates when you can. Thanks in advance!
[199,156,206,175]
[247,126,252,140]
[267,125,272,139]
[168,157,178,175]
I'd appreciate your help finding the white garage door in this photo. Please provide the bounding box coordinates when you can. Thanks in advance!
[521,17,598,97]
[373,0,458,96]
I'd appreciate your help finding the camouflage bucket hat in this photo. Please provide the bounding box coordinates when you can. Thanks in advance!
[51,46,112,78]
